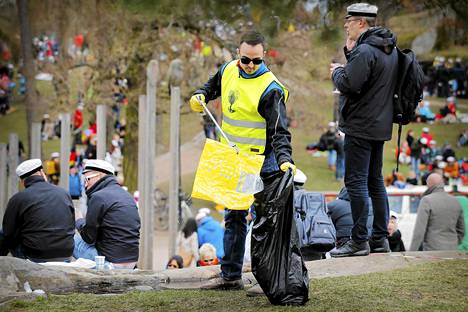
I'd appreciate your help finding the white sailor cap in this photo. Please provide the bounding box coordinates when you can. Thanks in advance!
[198,208,211,216]
[16,159,43,179]
[346,3,378,18]
[83,159,115,175]
[293,168,308,185]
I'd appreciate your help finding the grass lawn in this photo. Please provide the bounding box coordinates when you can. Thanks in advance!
[2,259,467,312]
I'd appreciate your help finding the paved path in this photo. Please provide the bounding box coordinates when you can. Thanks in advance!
[155,132,205,184]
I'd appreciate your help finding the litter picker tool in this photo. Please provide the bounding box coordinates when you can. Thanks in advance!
[196,96,239,153]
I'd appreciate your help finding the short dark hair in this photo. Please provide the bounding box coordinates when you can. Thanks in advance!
[240,31,265,48]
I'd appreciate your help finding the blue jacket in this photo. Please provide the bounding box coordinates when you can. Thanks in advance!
[197,216,224,258]
[69,174,82,197]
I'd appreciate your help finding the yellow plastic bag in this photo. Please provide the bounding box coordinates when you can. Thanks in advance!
[192,139,265,210]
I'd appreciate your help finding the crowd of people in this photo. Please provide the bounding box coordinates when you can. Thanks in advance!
[424,56,467,99]
[389,126,467,188]
[33,34,60,63]
[0,3,467,305]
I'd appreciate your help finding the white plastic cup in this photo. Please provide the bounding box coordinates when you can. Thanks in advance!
[95,255,105,271]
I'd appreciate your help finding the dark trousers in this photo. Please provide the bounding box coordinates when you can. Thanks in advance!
[220,152,279,280]
[221,209,248,280]
[344,135,389,242]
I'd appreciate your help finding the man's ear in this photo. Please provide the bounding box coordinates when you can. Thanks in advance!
[236,48,240,58]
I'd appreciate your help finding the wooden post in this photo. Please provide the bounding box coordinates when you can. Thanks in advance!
[30,122,42,159]
[137,95,149,269]
[59,113,71,191]
[0,143,7,223]
[168,86,181,257]
[96,105,107,160]
[7,133,19,200]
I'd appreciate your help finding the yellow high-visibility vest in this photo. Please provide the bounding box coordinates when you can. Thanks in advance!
[220,61,289,154]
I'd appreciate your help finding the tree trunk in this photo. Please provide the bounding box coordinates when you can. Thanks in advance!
[16,0,38,156]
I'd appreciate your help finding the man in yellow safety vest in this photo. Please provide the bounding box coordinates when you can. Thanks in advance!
[190,30,295,290]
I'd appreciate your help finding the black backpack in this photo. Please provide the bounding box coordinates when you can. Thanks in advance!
[393,48,424,172]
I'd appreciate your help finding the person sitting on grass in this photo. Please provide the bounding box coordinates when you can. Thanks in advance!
[198,243,219,267]
[166,255,184,269]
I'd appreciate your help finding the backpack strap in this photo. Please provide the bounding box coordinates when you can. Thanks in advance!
[396,121,402,172]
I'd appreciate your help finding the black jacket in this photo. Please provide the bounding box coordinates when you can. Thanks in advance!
[194,62,292,165]
[388,229,406,252]
[333,27,398,141]
[318,130,336,151]
[2,176,75,259]
[76,175,140,263]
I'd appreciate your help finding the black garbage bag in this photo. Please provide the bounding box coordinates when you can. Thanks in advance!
[251,170,309,306]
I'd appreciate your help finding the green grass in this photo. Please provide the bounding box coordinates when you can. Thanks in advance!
[2,259,467,312]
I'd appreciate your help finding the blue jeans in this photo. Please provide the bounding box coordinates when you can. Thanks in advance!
[221,152,279,281]
[328,149,337,167]
[411,157,420,179]
[344,135,389,242]
[73,234,99,260]
[336,153,345,180]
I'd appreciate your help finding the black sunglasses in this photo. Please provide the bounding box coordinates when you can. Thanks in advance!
[240,56,263,65]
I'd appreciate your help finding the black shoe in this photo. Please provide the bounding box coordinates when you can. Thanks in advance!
[369,237,391,253]
[200,277,244,290]
[330,239,370,258]
[336,237,350,248]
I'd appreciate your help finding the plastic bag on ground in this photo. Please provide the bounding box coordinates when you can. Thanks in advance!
[251,170,309,306]
[192,139,264,210]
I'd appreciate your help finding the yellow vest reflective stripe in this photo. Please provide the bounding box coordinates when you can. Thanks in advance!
[220,61,288,154]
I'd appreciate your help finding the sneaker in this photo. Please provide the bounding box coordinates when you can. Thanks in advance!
[200,277,244,290]
[246,283,264,297]
[329,239,370,258]
[369,237,391,253]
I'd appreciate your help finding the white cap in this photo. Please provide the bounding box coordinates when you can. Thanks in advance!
[198,208,211,216]
[346,3,378,18]
[420,137,428,145]
[16,159,43,179]
[83,159,115,175]
[195,211,207,222]
[447,156,455,162]
[51,152,60,158]
[435,155,443,161]
[422,127,429,133]
[328,121,336,128]
[390,211,398,220]
[293,169,307,184]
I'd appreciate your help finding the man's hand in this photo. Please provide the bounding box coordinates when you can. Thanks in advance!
[190,94,205,113]
[346,38,356,51]
[280,162,296,175]
[329,63,343,78]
